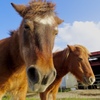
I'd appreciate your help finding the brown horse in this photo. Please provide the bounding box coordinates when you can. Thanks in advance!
[40,45,95,100]
[0,0,63,99]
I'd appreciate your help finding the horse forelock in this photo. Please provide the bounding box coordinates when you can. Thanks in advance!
[74,44,90,56]
[24,0,56,18]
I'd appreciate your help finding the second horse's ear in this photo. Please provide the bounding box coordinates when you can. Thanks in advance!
[67,45,75,52]
[11,3,26,17]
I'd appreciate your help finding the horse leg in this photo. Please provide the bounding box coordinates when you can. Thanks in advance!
[48,93,53,100]
[41,91,56,100]
[51,88,58,100]
[40,91,50,100]
[51,82,61,100]
[40,80,62,100]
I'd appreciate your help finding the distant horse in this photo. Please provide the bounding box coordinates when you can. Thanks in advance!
[40,45,95,100]
[0,0,63,99]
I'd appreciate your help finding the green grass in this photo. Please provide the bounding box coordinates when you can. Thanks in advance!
[2,97,38,100]
[2,94,99,100]
[2,97,99,100]
[26,98,38,100]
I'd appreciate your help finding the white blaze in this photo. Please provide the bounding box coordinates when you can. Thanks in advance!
[54,27,58,31]
[35,16,55,26]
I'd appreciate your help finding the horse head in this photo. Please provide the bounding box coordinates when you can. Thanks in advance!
[67,45,95,86]
[11,0,63,92]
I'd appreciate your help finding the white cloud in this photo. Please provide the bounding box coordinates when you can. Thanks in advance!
[53,21,100,52]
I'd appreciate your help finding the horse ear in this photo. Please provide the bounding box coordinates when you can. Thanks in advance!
[67,45,74,52]
[11,3,26,17]
[55,16,64,25]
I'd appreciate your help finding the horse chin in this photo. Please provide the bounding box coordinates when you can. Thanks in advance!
[82,82,90,86]
[82,81,94,86]
[28,82,47,92]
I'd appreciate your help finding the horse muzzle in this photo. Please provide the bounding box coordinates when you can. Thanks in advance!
[27,66,56,92]
[83,76,95,86]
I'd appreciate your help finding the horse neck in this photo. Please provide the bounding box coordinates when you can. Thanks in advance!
[2,33,24,74]
[53,48,69,78]
[0,35,25,77]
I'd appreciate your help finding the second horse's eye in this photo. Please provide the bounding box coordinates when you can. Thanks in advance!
[78,57,83,61]
[55,31,58,35]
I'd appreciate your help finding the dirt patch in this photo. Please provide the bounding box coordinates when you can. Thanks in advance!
[27,89,100,98]
[56,89,100,98]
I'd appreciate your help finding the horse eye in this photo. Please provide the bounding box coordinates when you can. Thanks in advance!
[88,57,90,60]
[24,24,30,30]
[78,57,82,61]
[55,32,58,35]
[54,30,58,35]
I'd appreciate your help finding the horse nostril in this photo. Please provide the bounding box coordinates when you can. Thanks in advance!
[27,67,39,84]
[41,75,48,85]
[41,70,56,85]
[53,70,57,77]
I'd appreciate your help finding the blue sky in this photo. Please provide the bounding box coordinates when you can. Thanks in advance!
[0,0,100,52]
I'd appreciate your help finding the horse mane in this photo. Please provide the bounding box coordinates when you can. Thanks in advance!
[53,47,69,60]
[9,30,17,36]
[53,44,90,59]
[23,0,56,18]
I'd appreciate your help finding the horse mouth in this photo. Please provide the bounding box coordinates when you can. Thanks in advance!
[27,73,50,92]
[28,79,47,92]
[27,66,56,92]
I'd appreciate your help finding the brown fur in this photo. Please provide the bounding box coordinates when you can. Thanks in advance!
[40,45,95,100]
[0,0,63,100]
[0,36,27,100]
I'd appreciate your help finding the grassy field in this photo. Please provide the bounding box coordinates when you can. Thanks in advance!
[2,98,100,100]
[2,97,99,100]
[2,90,100,100]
